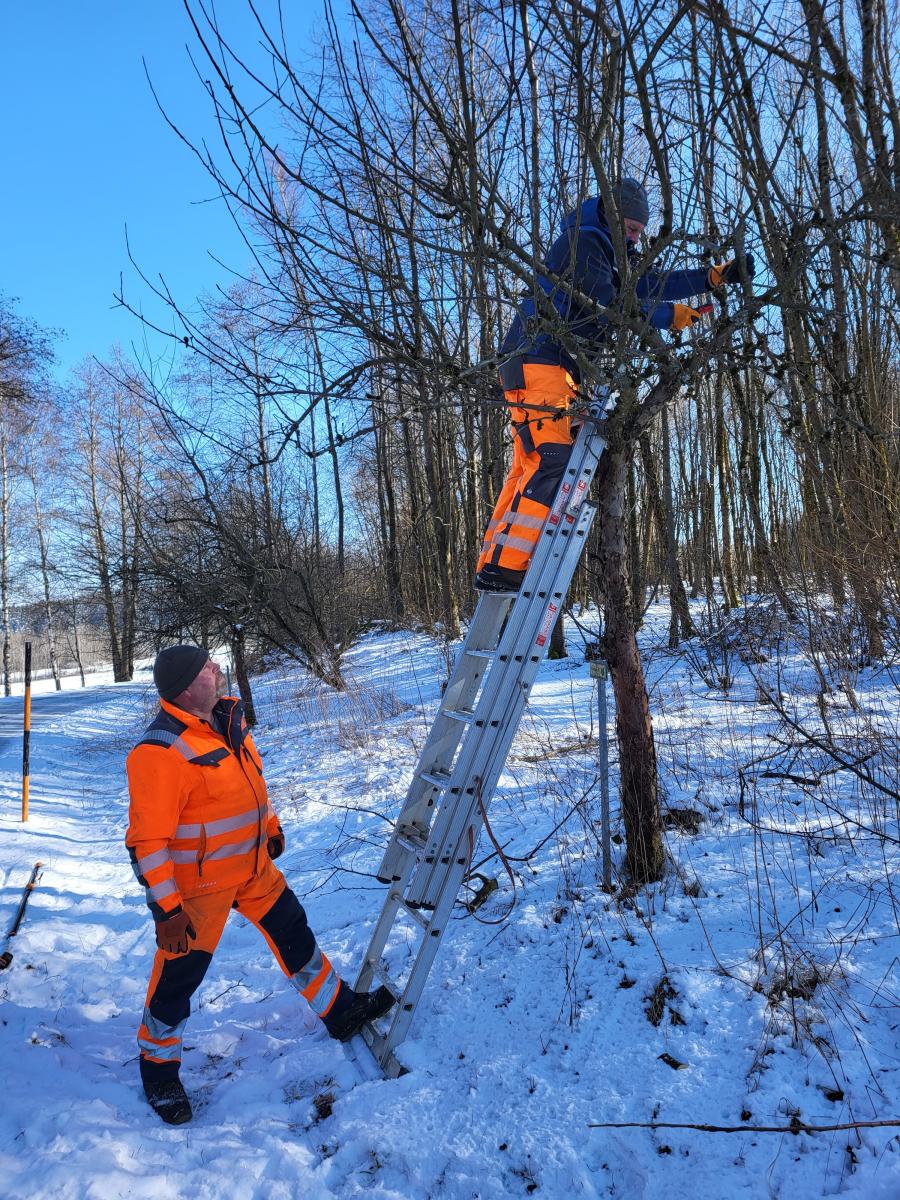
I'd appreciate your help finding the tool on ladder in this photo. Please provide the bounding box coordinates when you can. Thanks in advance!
[353,385,618,1077]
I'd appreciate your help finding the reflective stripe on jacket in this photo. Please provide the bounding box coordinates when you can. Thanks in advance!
[125,696,280,920]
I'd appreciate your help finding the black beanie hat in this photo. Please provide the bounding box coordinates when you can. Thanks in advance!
[153,644,210,701]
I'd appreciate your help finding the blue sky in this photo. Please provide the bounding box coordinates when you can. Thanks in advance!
[0,2,338,381]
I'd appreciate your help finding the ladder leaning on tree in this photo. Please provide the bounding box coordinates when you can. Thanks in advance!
[353,383,619,1078]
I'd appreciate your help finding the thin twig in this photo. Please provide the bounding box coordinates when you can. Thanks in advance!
[587,1118,900,1135]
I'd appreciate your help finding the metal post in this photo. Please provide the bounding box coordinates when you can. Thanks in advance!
[22,641,32,823]
[587,643,611,889]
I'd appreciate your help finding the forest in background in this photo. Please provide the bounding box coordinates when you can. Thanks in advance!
[1,0,897,879]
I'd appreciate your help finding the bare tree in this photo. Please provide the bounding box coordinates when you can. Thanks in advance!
[0,297,54,693]
[108,0,898,886]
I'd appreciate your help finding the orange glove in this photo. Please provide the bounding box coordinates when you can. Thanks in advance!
[155,911,196,955]
[670,303,704,332]
[708,253,756,288]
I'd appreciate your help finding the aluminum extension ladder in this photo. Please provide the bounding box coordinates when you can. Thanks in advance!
[353,391,614,1077]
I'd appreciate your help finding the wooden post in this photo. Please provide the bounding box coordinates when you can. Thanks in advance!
[22,641,32,822]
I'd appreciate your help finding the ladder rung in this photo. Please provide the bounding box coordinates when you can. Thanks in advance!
[419,769,451,790]
[442,708,475,724]
[364,956,404,999]
[390,890,431,930]
[396,834,426,855]
[464,648,495,660]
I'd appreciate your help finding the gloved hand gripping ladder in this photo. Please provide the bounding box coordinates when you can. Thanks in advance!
[353,390,616,1077]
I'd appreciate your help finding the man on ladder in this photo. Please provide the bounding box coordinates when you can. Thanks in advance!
[476,177,754,593]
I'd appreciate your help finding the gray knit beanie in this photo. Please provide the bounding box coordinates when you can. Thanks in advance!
[613,177,650,224]
[153,644,210,701]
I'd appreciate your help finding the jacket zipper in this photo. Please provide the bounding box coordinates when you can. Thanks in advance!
[198,824,208,877]
[225,706,265,865]
[214,699,265,868]
[235,754,265,865]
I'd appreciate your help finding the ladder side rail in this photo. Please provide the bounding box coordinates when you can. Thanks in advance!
[375,594,514,878]
[377,462,594,890]
[445,427,602,758]
[369,835,474,1065]
[435,593,514,716]
[360,501,600,1036]
[409,414,607,841]
[374,503,591,1058]
[407,504,596,906]
[376,709,481,882]
[388,591,512,812]
[463,419,607,714]
[354,888,405,995]
[407,459,603,896]
[403,454,603,904]
[417,506,598,908]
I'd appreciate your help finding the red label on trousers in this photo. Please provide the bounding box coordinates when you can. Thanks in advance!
[536,602,559,647]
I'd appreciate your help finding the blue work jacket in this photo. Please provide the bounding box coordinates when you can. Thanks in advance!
[499,197,711,384]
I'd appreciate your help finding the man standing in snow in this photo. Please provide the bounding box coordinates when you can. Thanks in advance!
[125,644,395,1125]
[475,178,755,592]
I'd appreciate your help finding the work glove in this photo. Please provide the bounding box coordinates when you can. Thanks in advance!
[708,253,756,289]
[155,910,196,955]
[267,831,285,860]
[670,303,705,332]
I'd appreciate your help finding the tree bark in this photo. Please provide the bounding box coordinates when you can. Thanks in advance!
[29,464,61,689]
[0,426,11,696]
[230,625,256,728]
[596,447,664,886]
[548,608,567,659]
[86,414,125,681]
[639,430,696,647]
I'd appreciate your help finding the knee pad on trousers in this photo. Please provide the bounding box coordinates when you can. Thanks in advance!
[257,887,317,974]
[523,443,571,508]
[148,950,214,1027]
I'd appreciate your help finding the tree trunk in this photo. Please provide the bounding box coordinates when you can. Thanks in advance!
[0,427,11,696]
[714,376,741,610]
[88,442,125,681]
[548,608,567,659]
[639,431,696,647]
[69,598,86,686]
[596,447,664,886]
[29,466,61,689]
[230,625,257,728]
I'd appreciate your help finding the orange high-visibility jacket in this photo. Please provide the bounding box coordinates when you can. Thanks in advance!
[125,696,281,920]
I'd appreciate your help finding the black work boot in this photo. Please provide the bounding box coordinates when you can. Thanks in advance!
[323,984,396,1042]
[144,1077,193,1125]
[474,563,526,593]
[140,1058,193,1125]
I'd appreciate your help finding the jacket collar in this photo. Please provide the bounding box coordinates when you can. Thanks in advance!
[559,196,612,241]
[160,695,242,740]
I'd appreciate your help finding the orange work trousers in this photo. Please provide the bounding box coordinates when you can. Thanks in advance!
[138,857,340,1083]
[478,363,578,574]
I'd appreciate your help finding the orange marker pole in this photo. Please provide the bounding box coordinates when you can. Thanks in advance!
[22,641,32,822]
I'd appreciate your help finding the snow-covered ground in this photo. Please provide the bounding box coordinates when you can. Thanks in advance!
[1,607,898,1199]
